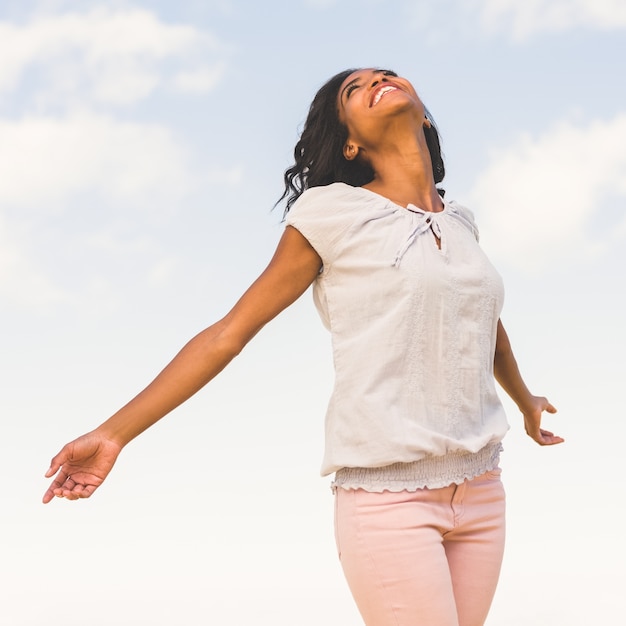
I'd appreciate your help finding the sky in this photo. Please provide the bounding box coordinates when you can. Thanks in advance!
[1,0,625,624]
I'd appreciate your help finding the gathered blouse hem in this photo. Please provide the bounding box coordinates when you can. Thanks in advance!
[331,442,503,493]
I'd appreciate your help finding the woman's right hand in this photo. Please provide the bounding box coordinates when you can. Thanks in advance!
[42,431,123,503]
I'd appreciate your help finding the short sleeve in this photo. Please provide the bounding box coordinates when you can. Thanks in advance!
[448,200,480,243]
[284,184,360,266]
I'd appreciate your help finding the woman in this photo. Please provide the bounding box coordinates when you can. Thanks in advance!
[43,68,563,626]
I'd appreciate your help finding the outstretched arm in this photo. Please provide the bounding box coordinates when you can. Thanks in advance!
[494,319,564,446]
[43,226,322,503]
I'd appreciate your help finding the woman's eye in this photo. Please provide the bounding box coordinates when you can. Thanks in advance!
[346,83,359,98]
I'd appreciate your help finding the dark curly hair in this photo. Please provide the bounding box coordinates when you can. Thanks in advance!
[276,68,445,215]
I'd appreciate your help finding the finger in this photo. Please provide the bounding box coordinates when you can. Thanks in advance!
[545,434,565,444]
[72,483,93,499]
[42,471,74,503]
[80,484,98,498]
[45,448,69,478]
[61,489,80,501]
[58,480,80,500]
[61,476,83,500]
[42,487,58,504]
[538,429,565,445]
[545,403,557,414]
[43,487,66,503]
[541,437,565,445]
[44,472,71,496]
[49,477,97,501]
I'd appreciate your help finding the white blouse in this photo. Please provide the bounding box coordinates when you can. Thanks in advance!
[286,183,509,489]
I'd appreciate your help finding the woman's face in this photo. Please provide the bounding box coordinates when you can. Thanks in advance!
[336,69,425,153]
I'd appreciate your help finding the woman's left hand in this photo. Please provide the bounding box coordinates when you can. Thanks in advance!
[521,396,564,445]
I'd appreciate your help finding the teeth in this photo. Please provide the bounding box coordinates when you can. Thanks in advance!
[373,86,397,106]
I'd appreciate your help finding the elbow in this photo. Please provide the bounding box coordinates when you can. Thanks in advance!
[213,331,245,363]
[211,319,255,361]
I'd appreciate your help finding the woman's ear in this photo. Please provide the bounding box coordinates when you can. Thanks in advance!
[343,143,358,161]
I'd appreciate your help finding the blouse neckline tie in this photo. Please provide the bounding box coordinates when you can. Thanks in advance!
[393,205,445,267]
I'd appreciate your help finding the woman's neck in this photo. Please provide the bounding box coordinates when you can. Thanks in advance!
[361,127,443,213]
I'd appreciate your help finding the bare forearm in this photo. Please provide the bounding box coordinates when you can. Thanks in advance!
[494,319,563,445]
[92,228,321,448]
[493,319,534,412]
[97,321,241,447]
[43,226,323,503]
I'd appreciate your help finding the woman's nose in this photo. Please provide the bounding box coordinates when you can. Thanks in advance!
[370,76,388,89]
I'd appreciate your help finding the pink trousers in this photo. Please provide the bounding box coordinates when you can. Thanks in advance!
[334,469,506,626]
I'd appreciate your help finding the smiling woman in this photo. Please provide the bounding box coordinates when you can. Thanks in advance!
[43,67,563,626]
[278,68,445,213]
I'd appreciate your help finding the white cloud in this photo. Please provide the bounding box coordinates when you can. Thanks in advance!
[0,112,193,208]
[0,110,245,308]
[0,7,233,307]
[0,6,224,107]
[0,110,197,308]
[477,0,626,40]
[468,113,626,271]
[173,63,226,94]
[406,0,626,41]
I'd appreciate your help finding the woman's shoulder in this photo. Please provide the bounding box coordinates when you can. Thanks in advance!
[446,199,480,241]
[284,184,372,261]
[446,199,475,219]
[284,183,389,257]
[294,182,363,207]
[286,182,377,222]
